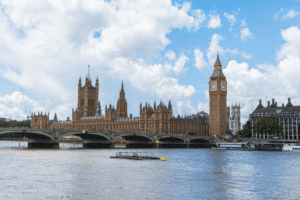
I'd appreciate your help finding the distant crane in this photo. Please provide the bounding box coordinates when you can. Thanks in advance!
[20,88,30,121]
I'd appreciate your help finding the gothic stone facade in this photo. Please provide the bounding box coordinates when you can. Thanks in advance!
[31,76,209,135]
[209,54,227,137]
[228,104,241,134]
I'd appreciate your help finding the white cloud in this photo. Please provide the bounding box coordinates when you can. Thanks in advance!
[282,10,300,20]
[0,0,204,118]
[176,99,195,116]
[0,92,73,120]
[208,14,221,29]
[274,8,284,20]
[194,49,209,70]
[239,19,253,41]
[206,34,251,66]
[165,50,176,61]
[224,12,236,26]
[173,54,189,76]
[277,26,300,61]
[223,25,300,125]
[108,57,196,101]
[274,9,299,20]
[241,28,253,40]
[241,19,247,27]
[191,9,207,29]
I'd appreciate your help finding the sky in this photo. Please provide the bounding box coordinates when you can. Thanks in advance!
[0,0,300,126]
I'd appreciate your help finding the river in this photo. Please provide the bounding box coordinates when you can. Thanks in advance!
[0,141,300,200]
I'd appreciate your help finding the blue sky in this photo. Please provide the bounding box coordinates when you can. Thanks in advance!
[0,0,299,126]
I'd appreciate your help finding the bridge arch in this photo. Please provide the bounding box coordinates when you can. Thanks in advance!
[114,134,154,142]
[58,132,110,141]
[0,130,55,141]
[159,136,186,143]
[158,136,186,148]
[188,138,211,148]
[114,133,154,148]
[188,138,211,144]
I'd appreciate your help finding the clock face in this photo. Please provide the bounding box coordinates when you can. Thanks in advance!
[211,83,216,90]
[221,83,226,90]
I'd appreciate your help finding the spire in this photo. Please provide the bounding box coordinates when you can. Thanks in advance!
[96,76,99,87]
[214,52,221,66]
[96,101,101,116]
[78,76,82,87]
[168,100,172,110]
[88,65,90,79]
[119,81,125,98]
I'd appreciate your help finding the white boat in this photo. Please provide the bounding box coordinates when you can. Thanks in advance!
[212,143,248,150]
[282,143,300,152]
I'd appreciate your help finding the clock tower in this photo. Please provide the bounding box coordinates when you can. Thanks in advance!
[209,53,227,137]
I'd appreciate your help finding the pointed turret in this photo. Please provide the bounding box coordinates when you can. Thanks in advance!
[211,52,225,77]
[119,80,125,98]
[78,76,82,87]
[214,52,221,66]
[96,76,99,87]
[168,100,172,110]
[96,101,101,116]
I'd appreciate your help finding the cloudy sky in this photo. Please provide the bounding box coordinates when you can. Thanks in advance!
[0,0,299,125]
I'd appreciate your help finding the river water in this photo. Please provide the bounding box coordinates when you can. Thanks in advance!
[1,141,300,200]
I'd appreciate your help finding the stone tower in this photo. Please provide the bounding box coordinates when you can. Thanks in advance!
[229,103,241,134]
[209,53,227,137]
[77,73,99,117]
[96,101,102,116]
[117,81,128,117]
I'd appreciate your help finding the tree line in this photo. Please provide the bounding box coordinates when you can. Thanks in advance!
[236,115,283,138]
[0,120,31,128]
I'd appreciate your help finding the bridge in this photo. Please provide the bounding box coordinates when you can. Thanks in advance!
[0,128,214,148]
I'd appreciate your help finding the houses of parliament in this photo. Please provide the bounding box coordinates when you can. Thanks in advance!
[31,54,227,137]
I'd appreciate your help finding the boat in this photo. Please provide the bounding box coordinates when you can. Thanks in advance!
[282,143,300,152]
[212,142,250,150]
[110,152,160,160]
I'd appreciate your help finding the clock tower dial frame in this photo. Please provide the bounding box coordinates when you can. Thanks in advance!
[209,53,227,137]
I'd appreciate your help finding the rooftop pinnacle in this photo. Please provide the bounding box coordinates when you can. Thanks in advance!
[214,53,221,66]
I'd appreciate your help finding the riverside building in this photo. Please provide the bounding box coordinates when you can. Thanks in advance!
[250,98,300,140]
[31,73,209,135]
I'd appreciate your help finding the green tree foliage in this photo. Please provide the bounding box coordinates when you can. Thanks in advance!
[236,120,252,138]
[0,120,31,128]
[252,115,283,137]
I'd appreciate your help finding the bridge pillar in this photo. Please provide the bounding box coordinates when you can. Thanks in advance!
[28,139,59,149]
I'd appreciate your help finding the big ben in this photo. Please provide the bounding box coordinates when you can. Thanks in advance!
[209,53,227,137]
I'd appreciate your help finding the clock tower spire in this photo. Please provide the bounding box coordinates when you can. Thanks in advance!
[209,53,227,137]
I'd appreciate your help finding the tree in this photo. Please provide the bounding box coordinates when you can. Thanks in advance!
[236,120,252,138]
[252,115,283,137]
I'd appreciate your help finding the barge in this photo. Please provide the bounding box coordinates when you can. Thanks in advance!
[212,142,254,150]
[110,152,160,160]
